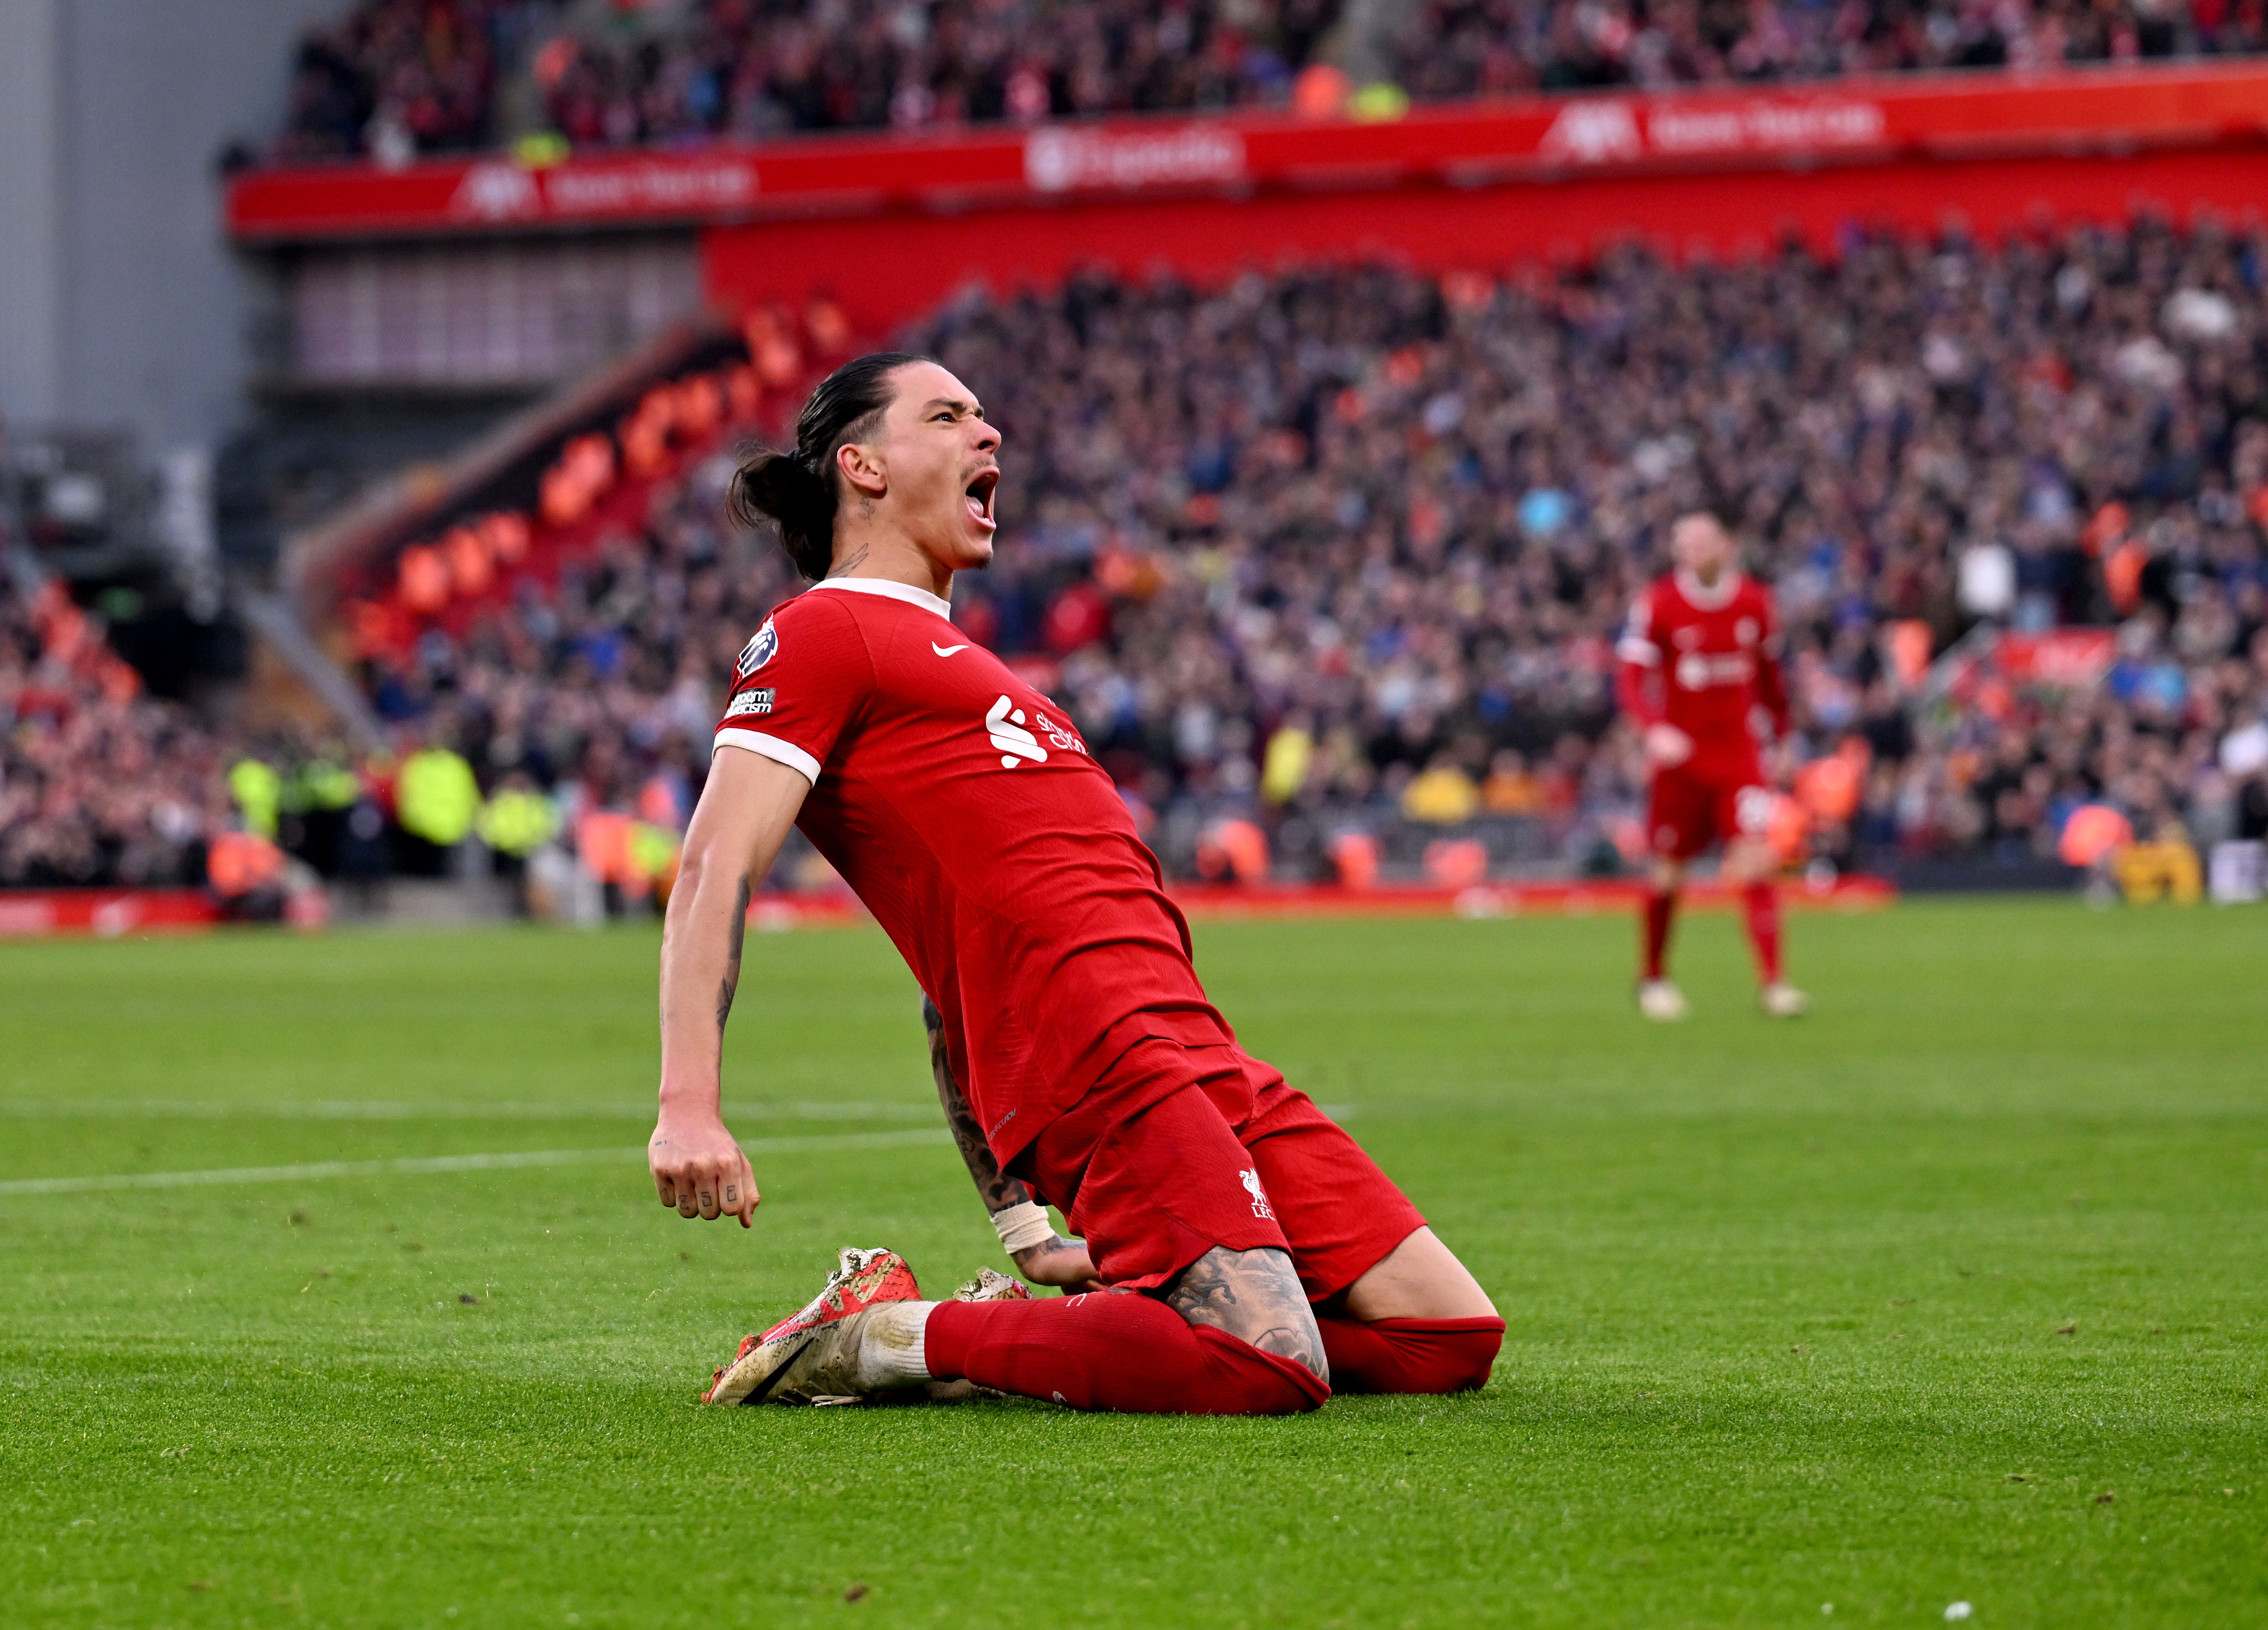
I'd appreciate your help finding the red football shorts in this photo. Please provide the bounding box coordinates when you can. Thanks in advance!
[1015,1038,1427,1303]
[1647,751,1771,860]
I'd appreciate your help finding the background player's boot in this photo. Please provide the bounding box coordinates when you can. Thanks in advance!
[702,1247,924,1406]
[1637,979,1689,1021]
[1759,982,1810,1018]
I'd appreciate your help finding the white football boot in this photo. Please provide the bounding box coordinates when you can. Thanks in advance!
[1637,979,1690,1022]
[1759,982,1811,1018]
[702,1247,932,1407]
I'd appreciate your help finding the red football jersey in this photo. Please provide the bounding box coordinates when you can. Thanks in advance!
[1614,569,1788,757]
[714,578,1228,1163]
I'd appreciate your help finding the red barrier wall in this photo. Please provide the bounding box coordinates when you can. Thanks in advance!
[701,142,2268,335]
[0,890,223,938]
[229,63,2268,242]
[221,63,2268,340]
[740,874,1894,930]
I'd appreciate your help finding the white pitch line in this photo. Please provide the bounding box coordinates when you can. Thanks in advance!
[0,1128,952,1198]
[0,1099,938,1122]
[4,1100,1356,1123]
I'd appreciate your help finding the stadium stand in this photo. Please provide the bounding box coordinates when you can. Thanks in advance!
[272,0,1343,160]
[1391,0,2268,100]
[9,214,2267,897]
[275,0,505,161]
[0,576,229,889]
[270,0,2268,161]
[313,216,2268,892]
[17,0,2266,905]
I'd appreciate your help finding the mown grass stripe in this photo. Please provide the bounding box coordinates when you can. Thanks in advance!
[0,1099,938,1122]
[0,1128,951,1197]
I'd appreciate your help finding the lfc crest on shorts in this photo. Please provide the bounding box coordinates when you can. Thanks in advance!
[735,618,779,679]
[1240,1168,1275,1220]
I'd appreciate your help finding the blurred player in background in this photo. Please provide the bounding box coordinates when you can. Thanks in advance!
[1615,512,1809,1021]
[648,351,1502,1414]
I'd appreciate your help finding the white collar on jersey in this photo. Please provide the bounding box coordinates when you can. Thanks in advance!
[803,576,953,619]
[1673,567,1743,610]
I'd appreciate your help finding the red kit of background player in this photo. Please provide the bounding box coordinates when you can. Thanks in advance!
[1613,514,1808,1020]
[1618,568,1787,858]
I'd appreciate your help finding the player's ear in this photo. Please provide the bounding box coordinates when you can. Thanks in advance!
[836,437,887,502]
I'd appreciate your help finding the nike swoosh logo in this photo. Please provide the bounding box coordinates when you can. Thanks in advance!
[932,643,969,657]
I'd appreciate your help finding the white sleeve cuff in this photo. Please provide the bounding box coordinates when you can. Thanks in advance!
[714,729,821,785]
[1616,638,1660,665]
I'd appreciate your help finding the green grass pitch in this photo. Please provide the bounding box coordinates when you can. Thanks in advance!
[1,898,2262,1627]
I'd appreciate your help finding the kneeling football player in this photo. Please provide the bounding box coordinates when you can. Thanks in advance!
[647,352,1503,1413]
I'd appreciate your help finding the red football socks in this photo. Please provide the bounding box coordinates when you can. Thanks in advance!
[1641,888,1677,980]
[1743,880,1782,985]
[924,1290,1328,1415]
[1316,1316,1504,1395]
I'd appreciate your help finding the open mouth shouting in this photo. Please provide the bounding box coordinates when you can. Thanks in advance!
[964,467,999,533]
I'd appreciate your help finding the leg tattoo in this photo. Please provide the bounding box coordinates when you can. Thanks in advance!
[1165,1246,1328,1384]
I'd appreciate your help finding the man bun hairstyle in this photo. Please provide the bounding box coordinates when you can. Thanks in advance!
[729,351,931,580]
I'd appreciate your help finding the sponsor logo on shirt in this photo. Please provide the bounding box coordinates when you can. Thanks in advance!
[734,618,778,678]
[723,688,775,719]
[985,696,1048,768]
[984,695,1089,768]
[1240,1168,1275,1220]
[1032,707,1085,754]
[1675,652,1754,690]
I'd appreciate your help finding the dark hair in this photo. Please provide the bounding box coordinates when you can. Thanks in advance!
[729,351,930,580]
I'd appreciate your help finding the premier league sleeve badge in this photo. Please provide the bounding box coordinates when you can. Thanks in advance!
[735,618,779,679]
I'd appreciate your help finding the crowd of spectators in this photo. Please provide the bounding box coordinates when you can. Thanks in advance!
[1394,0,2268,102]
[12,216,2268,891]
[0,577,230,889]
[357,462,774,887]
[274,0,515,163]
[0,561,566,898]
[351,215,2268,886]
[269,0,2268,163]
[535,0,1346,145]
[272,0,1342,161]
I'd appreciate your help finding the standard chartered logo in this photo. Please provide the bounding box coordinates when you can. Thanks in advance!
[985,696,1048,768]
[983,695,1087,768]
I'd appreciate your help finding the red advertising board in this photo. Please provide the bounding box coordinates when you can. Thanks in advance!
[1995,630,2119,687]
[226,63,2268,244]
[0,890,224,938]
[696,142,2268,336]
[737,874,1894,930]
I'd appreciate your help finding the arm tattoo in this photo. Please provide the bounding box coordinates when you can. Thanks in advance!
[924,995,1030,1215]
[1165,1246,1328,1383]
[716,874,751,1033]
[1011,1234,1089,1277]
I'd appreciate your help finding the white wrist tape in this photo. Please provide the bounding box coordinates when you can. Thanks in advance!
[991,1201,1056,1255]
